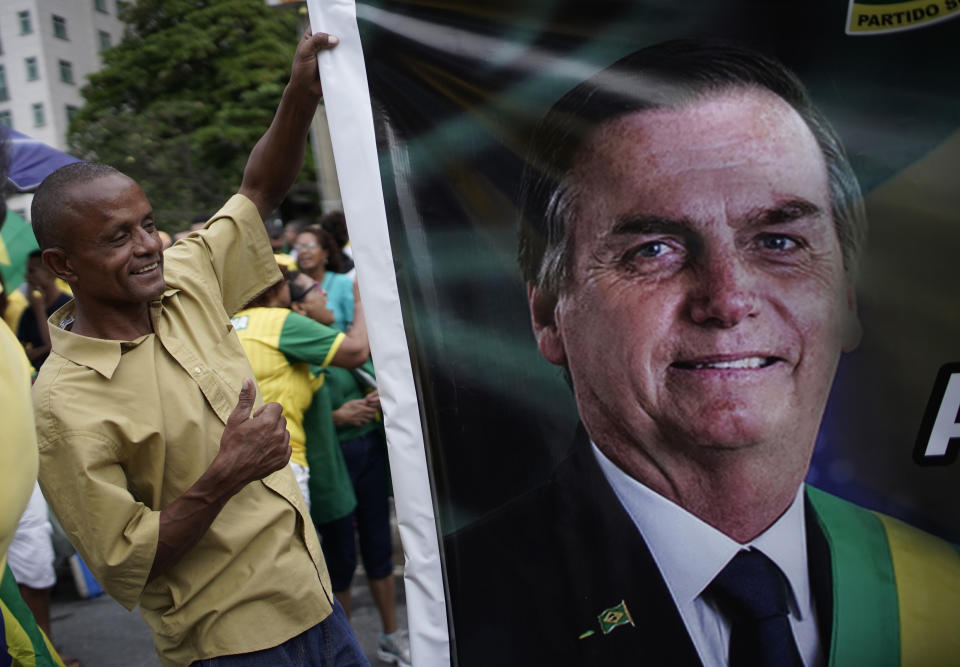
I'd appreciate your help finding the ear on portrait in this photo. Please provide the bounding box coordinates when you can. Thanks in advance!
[528,284,567,366]
[41,247,78,286]
[842,281,862,353]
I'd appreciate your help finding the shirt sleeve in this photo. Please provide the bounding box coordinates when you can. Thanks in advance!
[37,432,158,610]
[163,194,282,318]
[278,311,345,369]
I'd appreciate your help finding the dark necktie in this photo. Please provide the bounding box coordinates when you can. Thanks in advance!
[708,548,804,667]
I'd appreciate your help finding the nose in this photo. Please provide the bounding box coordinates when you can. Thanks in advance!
[135,226,162,254]
[687,252,760,327]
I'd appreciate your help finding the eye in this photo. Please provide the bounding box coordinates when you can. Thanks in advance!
[630,240,671,259]
[756,234,798,252]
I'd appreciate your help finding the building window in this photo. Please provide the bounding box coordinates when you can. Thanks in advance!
[95,0,108,13]
[26,57,39,81]
[19,10,32,35]
[0,110,10,128]
[98,30,112,51]
[32,103,45,127]
[59,60,74,84]
[0,67,8,102]
[116,1,130,17]
[66,104,79,123]
[52,15,68,40]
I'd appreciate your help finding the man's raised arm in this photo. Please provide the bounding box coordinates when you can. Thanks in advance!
[239,31,339,221]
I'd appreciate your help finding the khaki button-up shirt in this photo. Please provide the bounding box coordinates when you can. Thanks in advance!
[34,195,333,667]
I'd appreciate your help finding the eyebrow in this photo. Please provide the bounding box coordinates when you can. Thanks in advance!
[743,198,823,226]
[609,215,695,237]
[609,198,823,238]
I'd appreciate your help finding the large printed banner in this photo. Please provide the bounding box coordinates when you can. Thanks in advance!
[316,1,960,664]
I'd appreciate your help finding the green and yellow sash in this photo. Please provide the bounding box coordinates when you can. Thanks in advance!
[809,487,960,667]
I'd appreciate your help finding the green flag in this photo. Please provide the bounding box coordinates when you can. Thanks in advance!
[597,600,634,635]
[0,209,39,289]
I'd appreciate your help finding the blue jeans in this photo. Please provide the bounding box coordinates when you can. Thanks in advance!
[315,431,393,591]
[189,601,368,666]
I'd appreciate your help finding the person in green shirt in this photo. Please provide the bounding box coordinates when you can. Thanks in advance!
[232,266,368,511]
[289,270,410,665]
[288,272,358,527]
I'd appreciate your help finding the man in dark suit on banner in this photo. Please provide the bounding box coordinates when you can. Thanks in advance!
[446,39,960,667]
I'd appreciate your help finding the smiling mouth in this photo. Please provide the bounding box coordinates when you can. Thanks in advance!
[671,356,779,370]
[132,262,159,275]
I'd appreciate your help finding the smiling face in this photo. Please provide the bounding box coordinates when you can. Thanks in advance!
[56,173,164,314]
[294,231,328,274]
[532,88,860,477]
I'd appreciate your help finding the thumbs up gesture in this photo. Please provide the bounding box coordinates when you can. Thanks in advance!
[217,378,292,488]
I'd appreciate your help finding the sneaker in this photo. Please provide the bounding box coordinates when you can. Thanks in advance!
[377,630,411,666]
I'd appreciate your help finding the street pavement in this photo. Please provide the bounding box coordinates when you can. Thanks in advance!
[49,512,409,666]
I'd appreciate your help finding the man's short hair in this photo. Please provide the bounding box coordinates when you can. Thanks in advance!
[517,39,867,296]
[31,161,121,251]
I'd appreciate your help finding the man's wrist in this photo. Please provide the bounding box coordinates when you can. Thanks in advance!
[196,453,245,505]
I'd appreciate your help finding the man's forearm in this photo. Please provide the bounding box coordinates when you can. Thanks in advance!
[149,458,244,581]
[239,32,336,220]
[239,85,320,220]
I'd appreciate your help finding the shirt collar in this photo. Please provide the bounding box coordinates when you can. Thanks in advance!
[47,296,164,379]
[591,442,811,619]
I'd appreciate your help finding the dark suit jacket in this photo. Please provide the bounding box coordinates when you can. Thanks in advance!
[445,429,833,666]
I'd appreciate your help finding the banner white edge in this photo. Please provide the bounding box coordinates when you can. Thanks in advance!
[305,1,451,665]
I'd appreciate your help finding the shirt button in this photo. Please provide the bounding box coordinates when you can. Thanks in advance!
[194,367,202,374]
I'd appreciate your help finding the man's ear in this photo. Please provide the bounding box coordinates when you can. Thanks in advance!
[291,301,307,316]
[42,248,77,285]
[528,284,567,366]
[842,282,862,353]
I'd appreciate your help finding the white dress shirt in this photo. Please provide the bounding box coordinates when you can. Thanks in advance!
[592,443,824,667]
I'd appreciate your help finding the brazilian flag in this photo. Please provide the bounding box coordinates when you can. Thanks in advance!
[0,210,38,290]
[1,564,64,667]
[597,600,634,635]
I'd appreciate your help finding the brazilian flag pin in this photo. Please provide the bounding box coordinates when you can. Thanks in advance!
[597,600,635,635]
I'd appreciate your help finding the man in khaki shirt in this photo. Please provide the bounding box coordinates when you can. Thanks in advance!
[30,32,369,666]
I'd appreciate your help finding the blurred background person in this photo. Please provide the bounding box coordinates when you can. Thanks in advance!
[0,272,28,333]
[232,265,368,510]
[0,122,67,667]
[287,270,410,667]
[319,210,355,275]
[294,225,354,331]
[17,251,71,369]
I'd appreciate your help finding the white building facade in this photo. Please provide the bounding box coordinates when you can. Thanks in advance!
[0,0,125,217]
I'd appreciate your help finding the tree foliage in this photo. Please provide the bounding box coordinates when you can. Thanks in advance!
[69,0,304,231]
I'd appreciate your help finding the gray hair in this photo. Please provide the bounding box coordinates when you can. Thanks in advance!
[517,39,866,297]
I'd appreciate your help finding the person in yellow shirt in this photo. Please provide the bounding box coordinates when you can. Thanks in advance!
[232,267,369,510]
[30,32,369,666]
[0,143,64,664]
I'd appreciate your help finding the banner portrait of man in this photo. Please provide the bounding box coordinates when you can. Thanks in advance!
[317,1,960,664]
